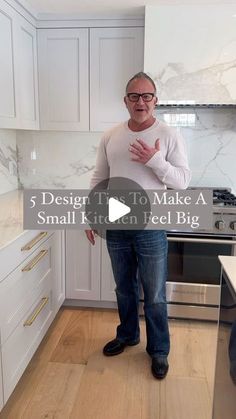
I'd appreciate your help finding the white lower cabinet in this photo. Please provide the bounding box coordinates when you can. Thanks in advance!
[0,230,65,408]
[2,287,53,402]
[66,231,116,302]
[101,239,116,302]
[53,231,65,311]
[66,230,101,300]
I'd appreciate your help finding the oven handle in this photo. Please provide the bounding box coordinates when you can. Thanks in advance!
[167,237,236,245]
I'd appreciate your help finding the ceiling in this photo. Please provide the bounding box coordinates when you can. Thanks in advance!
[18,0,236,17]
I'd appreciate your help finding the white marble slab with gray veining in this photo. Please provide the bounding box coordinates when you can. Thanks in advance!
[0,130,18,195]
[145,4,236,104]
[157,108,236,194]
[16,109,236,195]
[0,190,24,250]
[16,130,101,190]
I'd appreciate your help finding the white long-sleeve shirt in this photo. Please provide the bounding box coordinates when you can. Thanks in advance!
[90,119,191,190]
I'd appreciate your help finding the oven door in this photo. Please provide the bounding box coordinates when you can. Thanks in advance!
[166,234,236,320]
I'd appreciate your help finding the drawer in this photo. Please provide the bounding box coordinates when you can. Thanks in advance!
[2,285,54,404]
[0,234,54,345]
[0,230,52,281]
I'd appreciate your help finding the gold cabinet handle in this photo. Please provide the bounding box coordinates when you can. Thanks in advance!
[23,297,49,326]
[21,249,48,272]
[21,232,48,251]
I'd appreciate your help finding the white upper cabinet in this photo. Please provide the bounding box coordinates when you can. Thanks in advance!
[90,27,144,131]
[144,5,236,105]
[0,0,39,129]
[17,16,39,129]
[37,28,89,131]
[0,1,144,131]
[37,26,144,132]
[0,0,19,128]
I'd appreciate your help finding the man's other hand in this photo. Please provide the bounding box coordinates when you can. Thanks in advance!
[85,229,97,245]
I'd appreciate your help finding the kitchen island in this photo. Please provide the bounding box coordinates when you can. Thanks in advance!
[212,256,236,419]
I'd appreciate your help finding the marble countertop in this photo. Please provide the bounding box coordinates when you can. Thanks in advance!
[0,190,26,250]
[218,255,236,295]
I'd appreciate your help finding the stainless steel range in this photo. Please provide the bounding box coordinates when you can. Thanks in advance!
[166,188,236,321]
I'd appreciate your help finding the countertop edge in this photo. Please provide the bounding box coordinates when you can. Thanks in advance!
[218,255,236,295]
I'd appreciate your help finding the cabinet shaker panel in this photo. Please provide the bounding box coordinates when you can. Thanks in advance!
[101,239,116,302]
[90,27,144,131]
[66,230,101,300]
[38,28,89,131]
[17,17,39,129]
[0,0,18,128]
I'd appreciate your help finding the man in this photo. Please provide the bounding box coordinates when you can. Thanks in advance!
[86,72,191,379]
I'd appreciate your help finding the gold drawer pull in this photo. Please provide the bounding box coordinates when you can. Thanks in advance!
[21,249,48,272]
[23,297,49,326]
[21,232,48,251]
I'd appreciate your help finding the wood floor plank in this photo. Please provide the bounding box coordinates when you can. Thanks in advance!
[159,376,212,419]
[50,308,121,364]
[22,362,85,419]
[69,350,160,419]
[168,320,217,379]
[197,322,218,402]
[0,308,73,419]
[0,309,217,419]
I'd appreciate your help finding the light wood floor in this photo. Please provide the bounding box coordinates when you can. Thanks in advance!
[0,308,217,419]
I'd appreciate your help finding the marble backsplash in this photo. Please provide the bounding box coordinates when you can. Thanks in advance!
[16,108,236,194]
[16,131,101,189]
[158,108,236,194]
[0,130,18,195]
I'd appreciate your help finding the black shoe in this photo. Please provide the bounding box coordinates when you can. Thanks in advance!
[103,338,140,356]
[151,356,169,379]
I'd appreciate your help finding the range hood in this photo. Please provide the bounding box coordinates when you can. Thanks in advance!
[144,5,236,106]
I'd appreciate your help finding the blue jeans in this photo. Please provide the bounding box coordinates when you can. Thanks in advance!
[106,229,170,358]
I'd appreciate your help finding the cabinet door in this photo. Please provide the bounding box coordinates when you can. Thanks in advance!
[38,28,89,131]
[16,16,39,129]
[101,239,116,302]
[0,233,56,403]
[66,230,101,300]
[52,231,65,312]
[90,27,144,131]
[0,0,19,128]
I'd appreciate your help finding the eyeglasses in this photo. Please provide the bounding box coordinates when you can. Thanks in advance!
[126,93,156,102]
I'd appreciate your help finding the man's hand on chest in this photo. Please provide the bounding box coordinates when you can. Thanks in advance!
[129,139,160,164]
